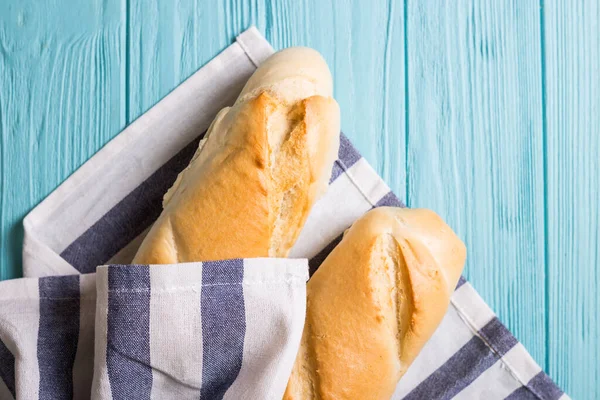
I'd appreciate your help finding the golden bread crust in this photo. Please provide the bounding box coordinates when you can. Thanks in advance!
[133,48,340,264]
[284,207,466,400]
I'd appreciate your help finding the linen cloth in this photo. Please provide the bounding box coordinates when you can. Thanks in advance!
[0,27,567,399]
[0,259,307,400]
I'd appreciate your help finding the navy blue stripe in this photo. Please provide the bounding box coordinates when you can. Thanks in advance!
[329,161,345,183]
[0,337,15,398]
[308,233,344,276]
[404,333,499,399]
[200,259,245,400]
[526,372,564,400]
[338,134,362,169]
[505,386,540,400]
[479,317,518,356]
[61,135,203,273]
[374,191,405,208]
[330,134,362,182]
[504,372,564,400]
[456,275,467,289]
[37,275,80,400]
[107,265,152,400]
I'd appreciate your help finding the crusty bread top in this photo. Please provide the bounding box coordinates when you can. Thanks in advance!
[132,47,340,264]
[284,207,466,400]
[236,47,334,105]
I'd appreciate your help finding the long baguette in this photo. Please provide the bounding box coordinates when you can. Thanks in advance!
[133,47,340,264]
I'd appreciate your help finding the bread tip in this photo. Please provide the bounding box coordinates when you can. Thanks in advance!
[237,46,334,104]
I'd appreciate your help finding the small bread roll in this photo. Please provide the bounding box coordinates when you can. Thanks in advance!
[133,47,340,264]
[284,207,467,400]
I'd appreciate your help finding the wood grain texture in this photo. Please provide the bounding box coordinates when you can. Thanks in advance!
[543,1,600,398]
[406,0,548,369]
[0,0,597,395]
[0,0,123,279]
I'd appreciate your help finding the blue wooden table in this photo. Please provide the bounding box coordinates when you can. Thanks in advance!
[0,1,597,398]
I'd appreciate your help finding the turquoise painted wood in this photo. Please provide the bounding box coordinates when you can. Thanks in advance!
[544,0,600,395]
[0,0,597,397]
[407,0,548,371]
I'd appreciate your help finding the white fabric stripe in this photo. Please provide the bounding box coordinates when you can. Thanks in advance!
[392,305,476,399]
[456,343,548,400]
[22,30,260,259]
[236,26,275,67]
[0,377,13,400]
[0,278,41,399]
[447,285,550,400]
[237,258,309,283]
[289,158,390,259]
[501,343,543,386]
[451,282,496,331]
[345,157,391,205]
[224,259,308,400]
[22,229,79,278]
[149,264,204,400]
[90,269,111,399]
[559,394,572,400]
[72,275,97,400]
[146,261,205,290]
[453,358,524,400]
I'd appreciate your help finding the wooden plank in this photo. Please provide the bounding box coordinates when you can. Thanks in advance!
[543,1,600,398]
[0,1,123,279]
[126,0,237,121]
[406,0,548,370]
[127,0,185,121]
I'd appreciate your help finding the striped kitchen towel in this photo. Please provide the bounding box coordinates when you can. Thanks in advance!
[0,259,307,399]
[91,260,307,400]
[0,26,567,399]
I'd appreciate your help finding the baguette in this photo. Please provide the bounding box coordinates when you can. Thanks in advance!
[284,207,467,400]
[133,47,340,264]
